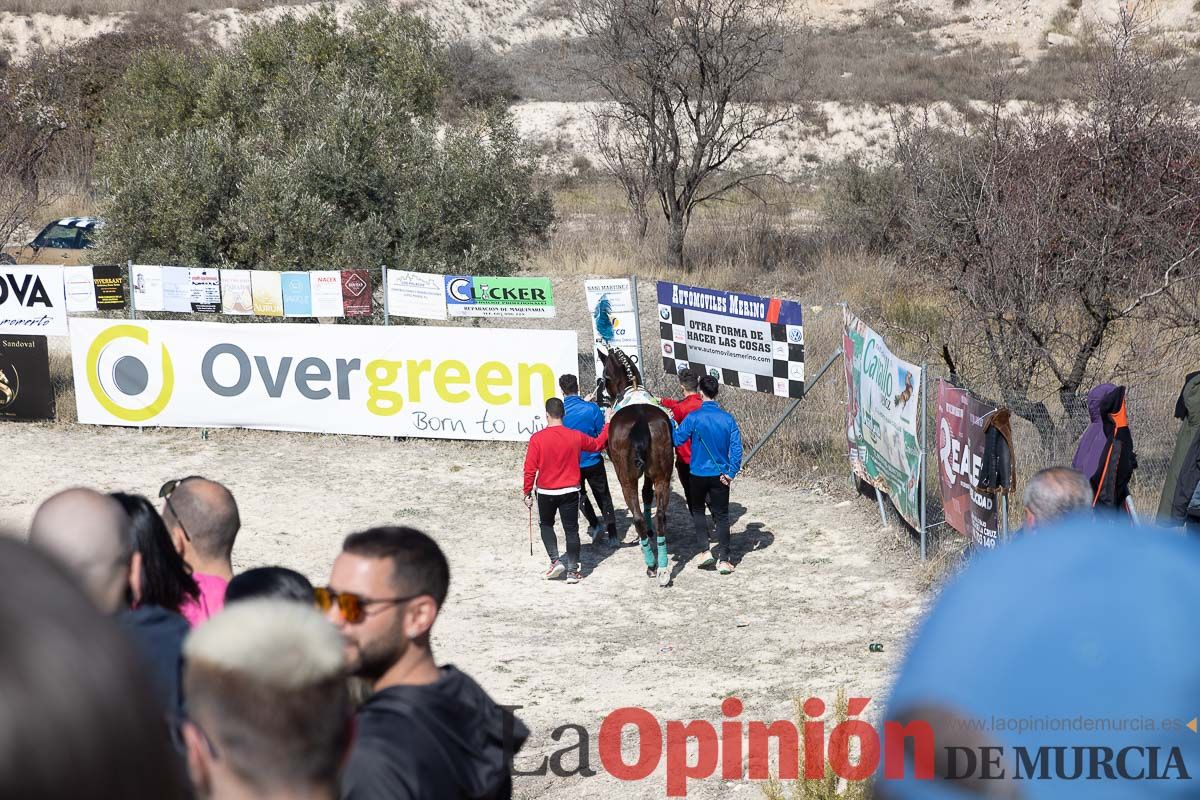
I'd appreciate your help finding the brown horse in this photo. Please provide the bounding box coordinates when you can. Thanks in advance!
[596,348,676,587]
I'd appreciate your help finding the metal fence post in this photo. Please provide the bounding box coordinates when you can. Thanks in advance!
[920,362,928,561]
[381,265,389,326]
[128,260,136,320]
[876,489,890,528]
[1001,495,1009,544]
[629,274,642,377]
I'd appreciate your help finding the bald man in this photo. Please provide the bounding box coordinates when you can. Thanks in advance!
[30,488,188,725]
[161,477,240,626]
[29,488,133,614]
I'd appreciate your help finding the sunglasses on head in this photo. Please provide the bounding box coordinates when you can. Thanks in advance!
[159,477,201,543]
[315,586,422,624]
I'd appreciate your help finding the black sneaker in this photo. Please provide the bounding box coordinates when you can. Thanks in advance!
[565,569,583,584]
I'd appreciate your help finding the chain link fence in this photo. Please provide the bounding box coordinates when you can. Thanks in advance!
[910,362,1183,549]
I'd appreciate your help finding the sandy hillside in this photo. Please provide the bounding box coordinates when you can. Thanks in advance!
[2,0,1196,61]
[0,421,924,798]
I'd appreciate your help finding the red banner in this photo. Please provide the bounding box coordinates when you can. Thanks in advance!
[340,269,372,317]
[935,381,1003,547]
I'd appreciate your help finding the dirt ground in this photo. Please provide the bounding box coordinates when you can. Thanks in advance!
[1,418,926,798]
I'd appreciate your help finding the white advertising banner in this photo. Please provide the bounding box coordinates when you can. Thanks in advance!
[161,266,192,313]
[843,307,924,528]
[189,268,221,313]
[386,269,447,321]
[70,319,576,441]
[131,264,164,312]
[657,280,806,399]
[0,266,68,336]
[310,271,345,318]
[64,266,98,313]
[585,278,642,379]
[219,270,254,315]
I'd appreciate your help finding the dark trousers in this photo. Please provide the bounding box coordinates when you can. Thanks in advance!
[689,474,731,560]
[538,491,580,569]
[579,461,617,531]
[675,459,704,513]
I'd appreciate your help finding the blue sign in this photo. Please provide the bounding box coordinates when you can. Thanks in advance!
[281,272,312,317]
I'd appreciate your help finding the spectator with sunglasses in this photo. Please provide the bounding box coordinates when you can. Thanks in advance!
[159,476,241,626]
[322,526,528,800]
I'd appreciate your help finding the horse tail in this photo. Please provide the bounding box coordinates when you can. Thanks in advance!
[631,416,650,476]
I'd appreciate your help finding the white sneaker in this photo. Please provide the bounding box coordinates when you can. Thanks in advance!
[544,560,566,580]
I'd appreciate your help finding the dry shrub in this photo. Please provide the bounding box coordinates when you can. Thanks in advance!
[48,344,75,422]
[760,690,872,800]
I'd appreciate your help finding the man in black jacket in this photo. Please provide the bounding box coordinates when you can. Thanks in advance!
[29,488,188,728]
[322,526,527,800]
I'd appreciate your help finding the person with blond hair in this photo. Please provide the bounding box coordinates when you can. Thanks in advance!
[182,600,352,800]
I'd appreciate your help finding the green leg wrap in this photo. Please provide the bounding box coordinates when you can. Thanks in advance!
[656,535,668,569]
[640,536,656,567]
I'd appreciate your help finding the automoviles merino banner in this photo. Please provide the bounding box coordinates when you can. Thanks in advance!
[70,319,576,441]
[657,280,805,399]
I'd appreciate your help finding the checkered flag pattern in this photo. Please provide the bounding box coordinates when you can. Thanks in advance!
[658,304,805,399]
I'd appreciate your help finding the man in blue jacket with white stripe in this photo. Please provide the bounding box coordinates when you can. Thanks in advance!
[672,375,744,574]
[560,374,618,544]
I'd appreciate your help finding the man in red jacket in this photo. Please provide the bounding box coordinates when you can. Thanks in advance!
[523,397,608,584]
[662,369,704,514]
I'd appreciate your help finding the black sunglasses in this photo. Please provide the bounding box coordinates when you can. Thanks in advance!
[159,477,200,543]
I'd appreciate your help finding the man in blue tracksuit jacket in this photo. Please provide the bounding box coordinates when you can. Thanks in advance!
[672,375,744,574]
[560,374,618,544]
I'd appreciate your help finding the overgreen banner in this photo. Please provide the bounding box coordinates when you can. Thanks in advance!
[843,308,923,528]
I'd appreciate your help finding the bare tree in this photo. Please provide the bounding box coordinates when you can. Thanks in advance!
[0,49,70,258]
[574,0,800,269]
[592,112,655,239]
[895,9,1200,458]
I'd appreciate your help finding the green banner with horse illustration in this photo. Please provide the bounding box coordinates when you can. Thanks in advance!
[843,308,923,529]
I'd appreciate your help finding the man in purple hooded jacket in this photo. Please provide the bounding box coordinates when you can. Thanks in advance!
[1072,383,1137,512]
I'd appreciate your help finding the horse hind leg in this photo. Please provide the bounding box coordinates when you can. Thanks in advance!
[652,473,671,587]
[618,475,656,576]
[641,478,656,535]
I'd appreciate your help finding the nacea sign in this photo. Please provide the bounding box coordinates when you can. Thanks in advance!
[69,319,576,441]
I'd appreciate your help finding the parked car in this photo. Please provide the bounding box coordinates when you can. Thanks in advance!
[0,217,104,266]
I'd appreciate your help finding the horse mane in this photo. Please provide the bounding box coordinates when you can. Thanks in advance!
[608,347,641,392]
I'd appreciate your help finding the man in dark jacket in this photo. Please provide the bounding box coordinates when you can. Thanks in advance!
[324,526,528,800]
[29,488,189,730]
[1159,371,1200,532]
